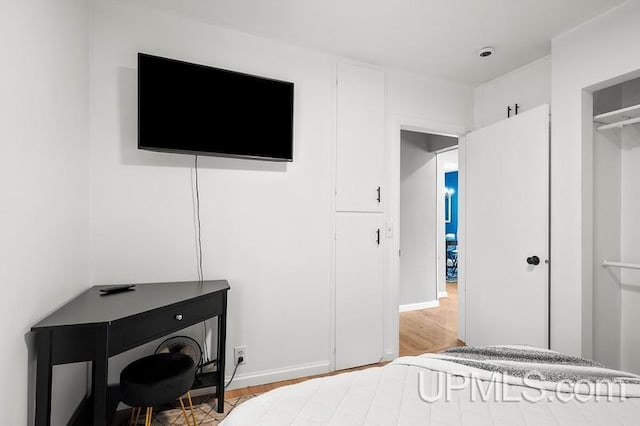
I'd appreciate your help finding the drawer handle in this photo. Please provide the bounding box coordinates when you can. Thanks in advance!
[175,314,183,321]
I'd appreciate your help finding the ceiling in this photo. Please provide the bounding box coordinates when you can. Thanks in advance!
[130,0,625,86]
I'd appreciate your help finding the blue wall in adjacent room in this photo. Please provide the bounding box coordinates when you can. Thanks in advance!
[445,171,458,238]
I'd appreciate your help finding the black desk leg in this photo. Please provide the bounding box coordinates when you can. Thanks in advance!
[35,330,52,426]
[216,299,227,413]
[92,326,109,426]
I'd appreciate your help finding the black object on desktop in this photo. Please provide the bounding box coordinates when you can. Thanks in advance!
[98,284,136,295]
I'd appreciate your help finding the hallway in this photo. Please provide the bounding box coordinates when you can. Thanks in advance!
[399,283,464,356]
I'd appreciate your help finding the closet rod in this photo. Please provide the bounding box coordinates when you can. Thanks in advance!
[602,260,640,270]
[597,116,640,131]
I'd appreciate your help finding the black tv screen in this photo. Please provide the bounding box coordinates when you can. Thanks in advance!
[138,53,294,161]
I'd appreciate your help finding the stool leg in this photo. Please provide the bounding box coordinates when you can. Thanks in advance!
[179,397,192,426]
[187,392,197,425]
[144,407,153,426]
[130,407,141,425]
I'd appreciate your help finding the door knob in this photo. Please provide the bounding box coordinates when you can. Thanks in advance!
[526,256,540,266]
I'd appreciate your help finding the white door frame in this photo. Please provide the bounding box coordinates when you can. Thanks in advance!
[387,115,466,359]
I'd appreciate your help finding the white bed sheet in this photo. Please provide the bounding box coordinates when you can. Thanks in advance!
[221,354,640,426]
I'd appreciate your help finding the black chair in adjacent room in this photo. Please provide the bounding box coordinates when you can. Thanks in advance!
[445,235,458,281]
[120,353,197,426]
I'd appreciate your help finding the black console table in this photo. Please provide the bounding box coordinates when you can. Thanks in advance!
[31,280,230,426]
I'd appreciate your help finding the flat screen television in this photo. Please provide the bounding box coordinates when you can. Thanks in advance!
[138,53,294,161]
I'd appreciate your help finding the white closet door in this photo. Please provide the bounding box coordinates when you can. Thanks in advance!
[463,104,549,348]
[335,213,384,370]
[336,63,385,212]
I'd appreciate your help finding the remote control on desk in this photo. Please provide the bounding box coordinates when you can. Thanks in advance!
[99,284,136,295]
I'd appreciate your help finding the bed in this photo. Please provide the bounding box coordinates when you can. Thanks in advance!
[221,346,640,425]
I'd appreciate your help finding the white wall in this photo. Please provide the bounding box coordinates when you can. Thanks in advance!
[474,56,551,128]
[592,125,621,369]
[399,131,437,307]
[620,122,640,373]
[0,1,90,424]
[90,0,335,387]
[427,134,458,152]
[551,1,640,357]
[389,70,474,130]
[90,0,474,387]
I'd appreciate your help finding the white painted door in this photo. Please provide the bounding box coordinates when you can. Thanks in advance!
[399,143,437,307]
[336,63,385,212]
[463,104,549,348]
[335,213,384,369]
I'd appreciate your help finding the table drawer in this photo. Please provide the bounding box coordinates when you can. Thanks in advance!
[110,294,224,355]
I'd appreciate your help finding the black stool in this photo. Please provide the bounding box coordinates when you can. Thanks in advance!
[120,353,197,426]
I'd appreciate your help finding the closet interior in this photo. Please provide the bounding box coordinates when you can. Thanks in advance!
[592,75,640,374]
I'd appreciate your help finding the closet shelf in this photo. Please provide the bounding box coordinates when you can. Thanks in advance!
[594,103,640,130]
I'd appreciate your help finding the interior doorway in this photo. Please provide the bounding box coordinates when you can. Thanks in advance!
[398,130,463,356]
[439,150,459,293]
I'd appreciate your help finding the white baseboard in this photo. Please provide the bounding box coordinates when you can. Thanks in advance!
[399,300,439,312]
[191,360,331,395]
[438,291,448,299]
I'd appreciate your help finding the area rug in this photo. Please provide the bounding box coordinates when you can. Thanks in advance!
[116,394,258,426]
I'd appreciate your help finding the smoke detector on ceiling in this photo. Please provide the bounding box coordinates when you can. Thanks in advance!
[478,47,495,58]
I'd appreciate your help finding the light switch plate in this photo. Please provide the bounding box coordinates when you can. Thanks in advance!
[385,222,393,238]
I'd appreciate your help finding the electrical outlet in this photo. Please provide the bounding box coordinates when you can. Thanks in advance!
[234,346,247,366]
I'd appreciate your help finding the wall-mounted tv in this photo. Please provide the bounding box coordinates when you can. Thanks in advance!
[138,53,294,161]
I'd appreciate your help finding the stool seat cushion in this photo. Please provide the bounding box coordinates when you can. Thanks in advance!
[120,353,196,407]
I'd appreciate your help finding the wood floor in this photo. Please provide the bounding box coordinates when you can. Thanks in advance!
[399,282,464,356]
[225,362,386,398]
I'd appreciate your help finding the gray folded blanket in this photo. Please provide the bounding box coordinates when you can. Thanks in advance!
[440,345,640,384]
[392,345,640,397]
